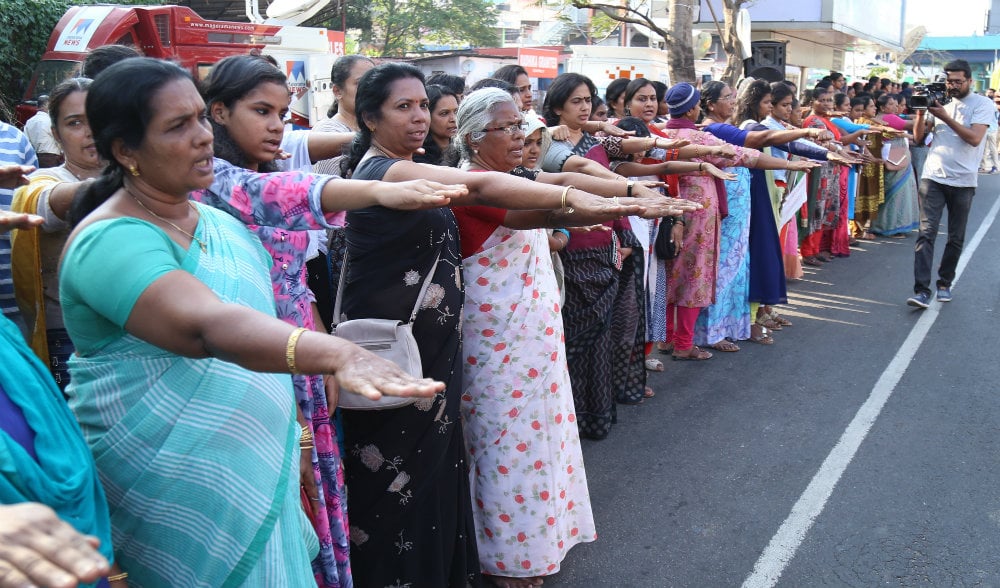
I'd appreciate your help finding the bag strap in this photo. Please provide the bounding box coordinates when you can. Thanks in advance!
[332,243,443,328]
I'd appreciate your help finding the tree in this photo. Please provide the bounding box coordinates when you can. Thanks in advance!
[0,0,166,123]
[702,0,752,88]
[356,0,500,57]
[566,0,696,83]
[557,9,621,44]
[0,0,69,121]
[665,0,695,82]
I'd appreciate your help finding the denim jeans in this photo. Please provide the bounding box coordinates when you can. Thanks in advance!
[913,179,975,295]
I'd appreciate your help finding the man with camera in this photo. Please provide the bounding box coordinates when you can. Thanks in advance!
[907,60,994,309]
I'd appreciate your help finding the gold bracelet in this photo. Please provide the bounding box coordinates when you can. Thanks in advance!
[560,185,574,209]
[285,327,308,375]
[108,572,128,582]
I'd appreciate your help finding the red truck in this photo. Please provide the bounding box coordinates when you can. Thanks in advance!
[18,4,345,127]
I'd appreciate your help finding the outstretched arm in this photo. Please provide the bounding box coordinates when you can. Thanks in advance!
[125,270,444,401]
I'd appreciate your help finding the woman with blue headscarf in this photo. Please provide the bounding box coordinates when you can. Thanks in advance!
[0,201,114,588]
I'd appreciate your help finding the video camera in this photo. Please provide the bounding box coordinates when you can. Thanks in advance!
[910,81,950,110]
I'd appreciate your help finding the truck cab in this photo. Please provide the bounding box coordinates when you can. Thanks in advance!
[19,4,344,128]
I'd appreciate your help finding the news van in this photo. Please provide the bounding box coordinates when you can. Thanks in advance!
[18,4,345,127]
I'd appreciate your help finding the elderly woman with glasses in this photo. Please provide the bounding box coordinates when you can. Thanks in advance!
[446,87,697,586]
[336,63,685,587]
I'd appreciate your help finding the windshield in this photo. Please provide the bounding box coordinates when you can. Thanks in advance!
[23,60,80,103]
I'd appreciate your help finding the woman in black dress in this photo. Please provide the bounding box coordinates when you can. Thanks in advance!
[338,63,675,588]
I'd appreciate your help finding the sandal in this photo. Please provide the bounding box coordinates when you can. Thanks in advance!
[749,324,775,345]
[671,345,713,361]
[644,358,665,372]
[755,309,783,331]
[764,307,792,327]
[484,575,545,588]
[708,340,740,352]
[757,317,782,331]
[770,314,792,327]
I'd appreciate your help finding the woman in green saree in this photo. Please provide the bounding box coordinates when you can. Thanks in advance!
[58,58,456,587]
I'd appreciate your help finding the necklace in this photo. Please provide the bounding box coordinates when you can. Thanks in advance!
[128,189,208,253]
[63,162,98,181]
[369,142,395,159]
[64,164,84,181]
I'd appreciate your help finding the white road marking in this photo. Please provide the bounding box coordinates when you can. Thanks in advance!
[742,192,1000,588]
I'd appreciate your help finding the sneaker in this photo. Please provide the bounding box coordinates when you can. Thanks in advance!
[906,291,932,309]
[937,286,952,302]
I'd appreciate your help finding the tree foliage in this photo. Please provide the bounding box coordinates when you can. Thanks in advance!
[0,0,165,122]
[353,0,500,57]
[0,0,70,121]
[556,8,620,44]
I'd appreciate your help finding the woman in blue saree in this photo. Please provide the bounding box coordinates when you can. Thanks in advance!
[697,81,830,348]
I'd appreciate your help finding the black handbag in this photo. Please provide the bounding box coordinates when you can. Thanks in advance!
[653,217,680,259]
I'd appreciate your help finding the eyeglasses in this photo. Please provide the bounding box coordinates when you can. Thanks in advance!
[482,121,528,135]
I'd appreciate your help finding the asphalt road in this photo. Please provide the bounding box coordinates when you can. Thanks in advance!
[547,175,1000,587]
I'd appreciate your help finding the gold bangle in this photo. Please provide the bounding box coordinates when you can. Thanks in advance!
[286,327,308,375]
[560,185,574,209]
[108,572,128,582]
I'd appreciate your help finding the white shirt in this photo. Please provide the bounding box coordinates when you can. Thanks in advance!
[922,91,995,188]
[23,112,60,155]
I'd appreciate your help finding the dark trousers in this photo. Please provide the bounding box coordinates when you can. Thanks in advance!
[913,179,975,294]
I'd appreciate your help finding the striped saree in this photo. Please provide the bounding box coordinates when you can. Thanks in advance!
[63,206,316,587]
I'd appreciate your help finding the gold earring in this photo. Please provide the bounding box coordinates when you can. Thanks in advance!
[129,165,140,177]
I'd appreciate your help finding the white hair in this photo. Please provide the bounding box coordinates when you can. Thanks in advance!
[455,87,518,162]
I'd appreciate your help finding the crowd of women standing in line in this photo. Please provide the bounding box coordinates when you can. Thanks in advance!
[0,50,928,588]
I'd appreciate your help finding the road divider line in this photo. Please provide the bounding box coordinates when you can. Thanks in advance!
[742,192,1000,588]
